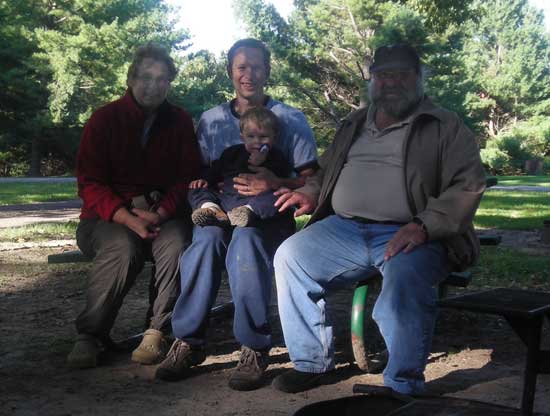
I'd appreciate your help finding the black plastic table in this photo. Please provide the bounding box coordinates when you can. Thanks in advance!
[438,288,550,416]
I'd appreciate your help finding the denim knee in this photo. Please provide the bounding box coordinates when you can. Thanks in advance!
[274,233,300,273]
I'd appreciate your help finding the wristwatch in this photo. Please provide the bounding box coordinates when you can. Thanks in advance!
[412,217,429,238]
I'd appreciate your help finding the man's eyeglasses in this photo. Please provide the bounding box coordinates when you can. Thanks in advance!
[136,75,171,87]
[372,70,416,81]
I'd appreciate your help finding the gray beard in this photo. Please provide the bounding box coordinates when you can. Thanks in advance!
[368,79,423,119]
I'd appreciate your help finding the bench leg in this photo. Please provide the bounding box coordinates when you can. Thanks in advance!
[506,315,543,416]
[520,317,542,416]
[351,283,370,371]
[351,277,385,373]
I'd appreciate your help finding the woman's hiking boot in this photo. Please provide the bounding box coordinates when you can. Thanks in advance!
[131,328,167,365]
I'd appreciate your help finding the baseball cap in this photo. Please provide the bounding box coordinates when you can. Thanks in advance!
[369,44,420,73]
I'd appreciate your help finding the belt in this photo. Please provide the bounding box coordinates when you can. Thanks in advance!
[350,217,405,226]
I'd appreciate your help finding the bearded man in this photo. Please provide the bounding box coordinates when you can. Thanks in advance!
[271,44,486,395]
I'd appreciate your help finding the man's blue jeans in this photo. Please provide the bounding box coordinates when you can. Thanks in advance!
[171,215,294,350]
[274,215,448,394]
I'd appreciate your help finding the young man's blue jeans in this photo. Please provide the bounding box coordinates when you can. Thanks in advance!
[171,214,295,350]
[274,215,448,394]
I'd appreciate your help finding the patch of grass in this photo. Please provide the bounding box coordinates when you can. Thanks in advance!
[495,175,550,187]
[0,221,78,242]
[295,215,310,231]
[475,190,550,230]
[471,246,550,291]
[0,182,77,205]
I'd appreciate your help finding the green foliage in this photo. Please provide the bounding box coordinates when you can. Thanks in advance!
[480,146,511,174]
[515,116,550,159]
[236,0,478,149]
[171,51,233,121]
[402,0,478,33]
[0,0,191,176]
[34,1,188,127]
[236,0,549,146]
[235,0,509,141]
[2,0,549,176]
[0,1,50,175]
[481,117,550,174]
[461,0,550,136]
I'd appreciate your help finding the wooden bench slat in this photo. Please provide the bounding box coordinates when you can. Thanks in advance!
[48,250,90,264]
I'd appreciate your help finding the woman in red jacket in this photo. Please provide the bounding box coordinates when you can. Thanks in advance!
[67,43,201,369]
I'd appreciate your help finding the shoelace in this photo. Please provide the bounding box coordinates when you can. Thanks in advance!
[239,348,258,368]
[168,340,189,364]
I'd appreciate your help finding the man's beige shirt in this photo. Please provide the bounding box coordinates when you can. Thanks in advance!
[331,108,413,222]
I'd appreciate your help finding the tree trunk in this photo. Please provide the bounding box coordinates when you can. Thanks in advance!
[27,138,42,177]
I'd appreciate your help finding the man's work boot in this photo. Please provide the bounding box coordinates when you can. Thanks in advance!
[67,334,103,369]
[131,328,167,365]
[272,369,333,393]
[228,346,269,391]
[191,207,229,227]
[155,339,206,381]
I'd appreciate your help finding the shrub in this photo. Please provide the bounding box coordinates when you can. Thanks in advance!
[480,116,550,174]
[480,147,511,175]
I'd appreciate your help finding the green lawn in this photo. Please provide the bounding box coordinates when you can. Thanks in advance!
[0,182,77,205]
[475,190,550,230]
[471,246,550,291]
[0,221,78,242]
[495,175,550,187]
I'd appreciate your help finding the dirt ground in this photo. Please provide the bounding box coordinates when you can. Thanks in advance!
[1,240,550,416]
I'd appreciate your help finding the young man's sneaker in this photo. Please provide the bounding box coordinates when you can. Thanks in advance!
[155,339,206,381]
[272,369,331,393]
[67,334,104,369]
[191,207,229,227]
[227,206,257,227]
[228,346,269,391]
[131,328,167,365]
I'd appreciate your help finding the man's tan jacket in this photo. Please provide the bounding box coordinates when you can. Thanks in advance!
[299,98,486,271]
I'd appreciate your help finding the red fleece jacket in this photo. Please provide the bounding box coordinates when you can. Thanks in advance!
[76,91,201,221]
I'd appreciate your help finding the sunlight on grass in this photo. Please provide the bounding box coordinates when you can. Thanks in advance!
[295,215,310,231]
[0,182,77,205]
[0,221,78,242]
[475,190,550,230]
[496,175,550,187]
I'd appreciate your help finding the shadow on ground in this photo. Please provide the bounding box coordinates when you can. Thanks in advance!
[1,246,549,415]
